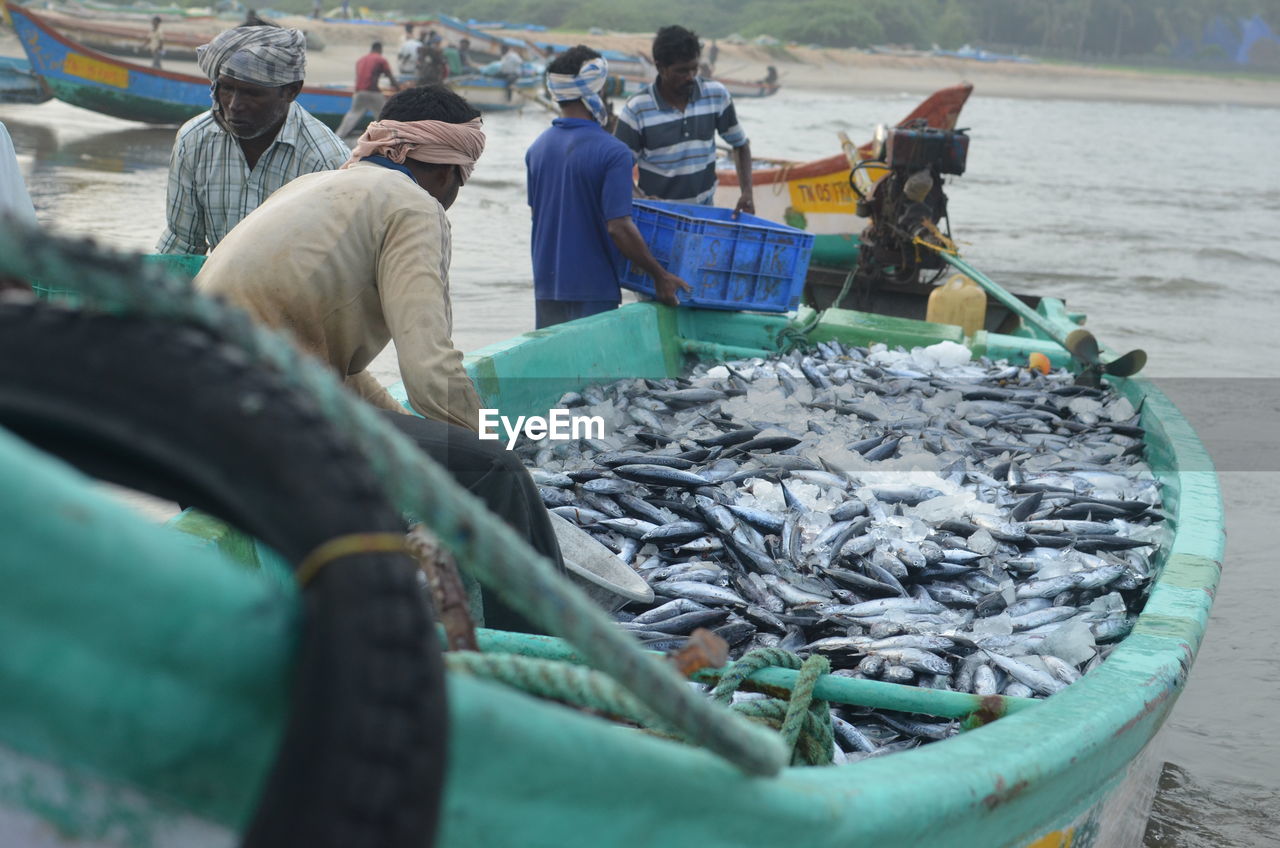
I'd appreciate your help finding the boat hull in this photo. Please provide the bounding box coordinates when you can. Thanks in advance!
[27,9,206,63]
[7,5,523,124]
[435,13,530,62]
[716,78,780,98]
[8,5,352,127]
[447,73,540,111]
[3,274,1222,847]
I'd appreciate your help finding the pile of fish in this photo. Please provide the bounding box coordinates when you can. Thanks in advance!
[517,339,1166,762]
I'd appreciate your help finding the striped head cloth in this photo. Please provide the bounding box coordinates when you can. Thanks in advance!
[197,25,307,88]
[545,56,609,125]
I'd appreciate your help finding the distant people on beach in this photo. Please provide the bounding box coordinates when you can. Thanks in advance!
[397,25,422,78]
[498,46,523,101]
[441,43,463,77]
[336,41,398,139]
[707,40,719,69]
[417,41,448,85]
[143,16,165,69]
[499,46,523,79]
[763,65,778,85]
[340,0,350,20]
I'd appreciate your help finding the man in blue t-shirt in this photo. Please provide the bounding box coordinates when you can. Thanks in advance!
[525,46,688,329]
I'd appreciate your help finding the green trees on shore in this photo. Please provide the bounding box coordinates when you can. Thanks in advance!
[417,0,1279,57]
[273,0,1280,62]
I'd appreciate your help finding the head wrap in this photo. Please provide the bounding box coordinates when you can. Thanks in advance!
[197,25,307,87]
[342,118,486,184]
[545,56,609,125]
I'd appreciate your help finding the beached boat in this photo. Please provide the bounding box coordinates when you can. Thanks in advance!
[715,76,780,98]
[73,0,217,21]
[21,7,216,63]
[714,82,973,260]
[7,4,351,126]
[435,13,530,63]
[0,55,50,104]
[0,226,1223,846]
[6,4,529,125]
[446,71,541,111]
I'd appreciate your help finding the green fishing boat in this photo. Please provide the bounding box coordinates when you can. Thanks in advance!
[0,226,1222,848]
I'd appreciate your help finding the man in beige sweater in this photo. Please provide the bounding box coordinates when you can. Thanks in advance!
[196,85,561,631]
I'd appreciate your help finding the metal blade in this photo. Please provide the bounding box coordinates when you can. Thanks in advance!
[1103,349,1148,378]
[1065,328,1101,365]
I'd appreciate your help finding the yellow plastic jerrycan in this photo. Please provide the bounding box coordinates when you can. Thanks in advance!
[926,273,987,337]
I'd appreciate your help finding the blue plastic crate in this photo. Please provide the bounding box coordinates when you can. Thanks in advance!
[619,200,815,313]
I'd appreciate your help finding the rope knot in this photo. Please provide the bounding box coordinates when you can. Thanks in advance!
[710,649,835,767]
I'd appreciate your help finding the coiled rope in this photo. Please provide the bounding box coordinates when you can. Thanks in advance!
[774,267,856,354]
[710,648,834,767]
[1,225,789,777]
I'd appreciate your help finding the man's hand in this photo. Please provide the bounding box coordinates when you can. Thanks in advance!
[654,270,691,306]
[608,215,690,306]
[734,192,755,216]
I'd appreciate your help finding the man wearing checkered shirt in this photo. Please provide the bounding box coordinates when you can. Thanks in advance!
[157,24,347,255]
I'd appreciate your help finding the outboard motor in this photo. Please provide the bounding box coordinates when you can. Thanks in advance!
[847,120,969,302]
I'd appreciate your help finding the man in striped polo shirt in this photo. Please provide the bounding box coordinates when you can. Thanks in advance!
[614,25,753,213]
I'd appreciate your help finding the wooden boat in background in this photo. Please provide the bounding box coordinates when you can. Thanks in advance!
[0,55,51,104]
[714,82,973,255]
[434,13,530,63]
[7,4,533,125]
[445,72,541,112]
[715,76,780,98]
[20,7,216,63]
[72,0,216,21]
[713,83,987,321]
[8,4,352,126]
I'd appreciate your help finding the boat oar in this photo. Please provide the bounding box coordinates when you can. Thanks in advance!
[933,250,1147,384]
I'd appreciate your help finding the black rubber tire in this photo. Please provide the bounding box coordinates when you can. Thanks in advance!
[0,298,446,848]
